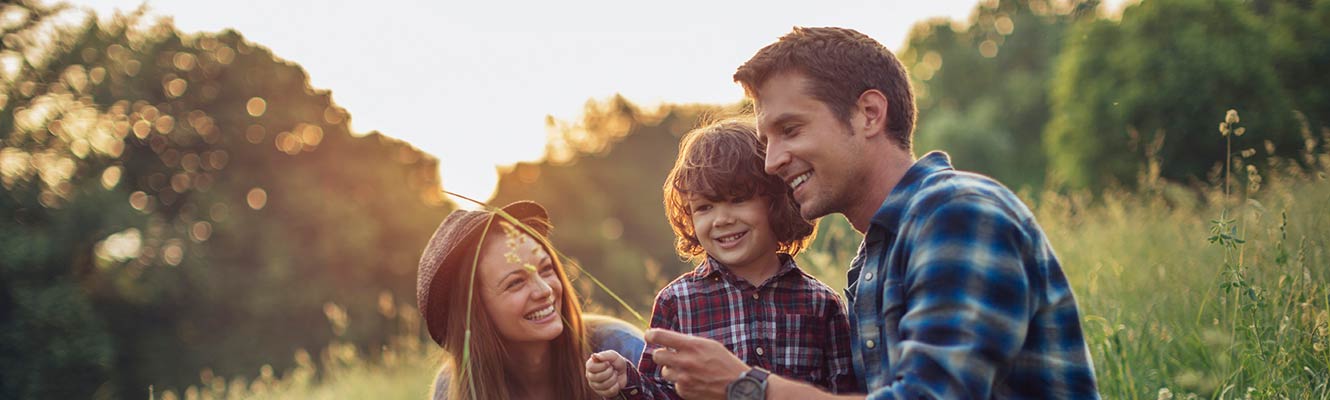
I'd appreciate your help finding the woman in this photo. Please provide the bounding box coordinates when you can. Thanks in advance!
[416,200,644,399]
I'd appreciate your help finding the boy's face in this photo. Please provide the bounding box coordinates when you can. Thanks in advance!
[687,194,781,273]
[756,71,867,220]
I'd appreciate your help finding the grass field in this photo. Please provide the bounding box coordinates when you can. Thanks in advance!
[157,151,1330,400]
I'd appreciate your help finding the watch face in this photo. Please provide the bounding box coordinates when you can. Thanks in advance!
[728,378,763,400]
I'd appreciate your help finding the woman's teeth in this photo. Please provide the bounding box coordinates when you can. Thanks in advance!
[524,304,555,321]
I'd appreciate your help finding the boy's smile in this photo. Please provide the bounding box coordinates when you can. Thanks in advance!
[688,194,782,284]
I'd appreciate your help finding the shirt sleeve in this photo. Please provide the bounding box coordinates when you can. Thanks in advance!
[824,291,860,394]
[621,287,684,400]
[431,365,450,400]
[867,195,1034,400]
[587,315,647,368]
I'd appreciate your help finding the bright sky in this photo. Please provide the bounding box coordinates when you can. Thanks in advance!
[66,0,1125,202]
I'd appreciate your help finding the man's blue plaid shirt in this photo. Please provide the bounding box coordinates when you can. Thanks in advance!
[846,151,1099,399]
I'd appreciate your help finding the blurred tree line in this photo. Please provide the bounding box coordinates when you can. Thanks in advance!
[3,0,1329,398]
[491,0,1330,324]
[1,2,449,398]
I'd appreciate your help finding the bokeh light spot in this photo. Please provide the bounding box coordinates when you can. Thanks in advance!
[101,165,122,190]
[979,40,998,58]
[172,52,197,71]
[129,190,149,211]
[246,187,268,210]
[166,78,188,98]
[163,239,185,266]
[245,124,266,144]
[190,221,213,242]
[246,97,267,117]
[132,120,151,139]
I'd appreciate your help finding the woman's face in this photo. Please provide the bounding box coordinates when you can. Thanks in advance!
[476,222,564,345]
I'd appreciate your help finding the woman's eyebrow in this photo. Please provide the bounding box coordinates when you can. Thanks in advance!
[496,269,525,287]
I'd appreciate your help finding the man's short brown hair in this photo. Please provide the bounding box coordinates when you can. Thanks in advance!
[663,119,815,259]
[734,26,916,151]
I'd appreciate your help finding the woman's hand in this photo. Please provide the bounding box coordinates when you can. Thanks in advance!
[586,350,630,397]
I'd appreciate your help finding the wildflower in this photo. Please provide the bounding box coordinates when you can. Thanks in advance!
[1226,109,1240,125]
[1158,387,1174,400]
[1246,165,1262,192]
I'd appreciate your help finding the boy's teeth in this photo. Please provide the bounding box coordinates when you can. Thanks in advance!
[718,232,744,243]
[790,173,810,189]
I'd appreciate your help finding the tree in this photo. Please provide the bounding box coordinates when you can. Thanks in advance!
[901,0,1098,189]
[1,2,451,397]
[1045,0,1302,188]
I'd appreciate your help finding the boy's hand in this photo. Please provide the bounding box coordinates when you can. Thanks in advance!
[586,350,630,397]
[647,329,750,400]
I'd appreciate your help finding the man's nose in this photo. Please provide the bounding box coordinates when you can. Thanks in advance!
[764,140,789,177]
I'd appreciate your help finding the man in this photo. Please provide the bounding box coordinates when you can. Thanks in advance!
[645,27,1100,399]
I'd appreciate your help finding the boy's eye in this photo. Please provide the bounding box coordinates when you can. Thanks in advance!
[693,204,712,212]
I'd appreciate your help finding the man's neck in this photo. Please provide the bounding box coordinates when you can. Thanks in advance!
[845,145,915,234]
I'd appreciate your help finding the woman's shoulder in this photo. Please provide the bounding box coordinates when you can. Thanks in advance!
[431,364,450,400]
[583,314,646,364]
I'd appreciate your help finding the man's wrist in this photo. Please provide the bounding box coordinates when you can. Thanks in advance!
[726,366,769,400]
[763,375,788,400]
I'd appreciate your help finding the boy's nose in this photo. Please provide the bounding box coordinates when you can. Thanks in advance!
[713,208,736,227]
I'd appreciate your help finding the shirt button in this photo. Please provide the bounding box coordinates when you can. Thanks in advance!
[751,293,759,300]
[630,389,640,395]
[864,272,874,281]
[756,346,765,356]
[865,340,876,349]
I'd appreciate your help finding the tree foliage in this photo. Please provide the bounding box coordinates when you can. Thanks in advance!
[1,2,449,398]
[1045,0,1317,188]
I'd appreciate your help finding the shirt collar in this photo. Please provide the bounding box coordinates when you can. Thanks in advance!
[692,253,800,284]
[869,151,954,235]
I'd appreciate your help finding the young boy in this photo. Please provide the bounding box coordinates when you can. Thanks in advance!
[585,119,857,399]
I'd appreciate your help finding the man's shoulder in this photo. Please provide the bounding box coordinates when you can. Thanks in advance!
[905,169,1030,223]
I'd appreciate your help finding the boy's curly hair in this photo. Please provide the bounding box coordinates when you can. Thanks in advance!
[662,118,816,259]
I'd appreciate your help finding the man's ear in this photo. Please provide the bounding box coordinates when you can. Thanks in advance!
[855,89,889,139]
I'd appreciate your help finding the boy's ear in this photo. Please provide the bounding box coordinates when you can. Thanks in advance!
[855,89,889,139]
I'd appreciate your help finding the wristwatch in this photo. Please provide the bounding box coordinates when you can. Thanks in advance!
[725,366,770,400]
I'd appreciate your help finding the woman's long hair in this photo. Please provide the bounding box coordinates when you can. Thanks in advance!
[434,214,593,399]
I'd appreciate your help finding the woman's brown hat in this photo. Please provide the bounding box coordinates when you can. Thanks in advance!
[415,200,551,345]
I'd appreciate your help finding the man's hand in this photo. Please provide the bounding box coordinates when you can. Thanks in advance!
[586,350,630,397]
[646,328,750,400]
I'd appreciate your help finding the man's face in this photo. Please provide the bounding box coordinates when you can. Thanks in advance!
[756,72,864,220]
